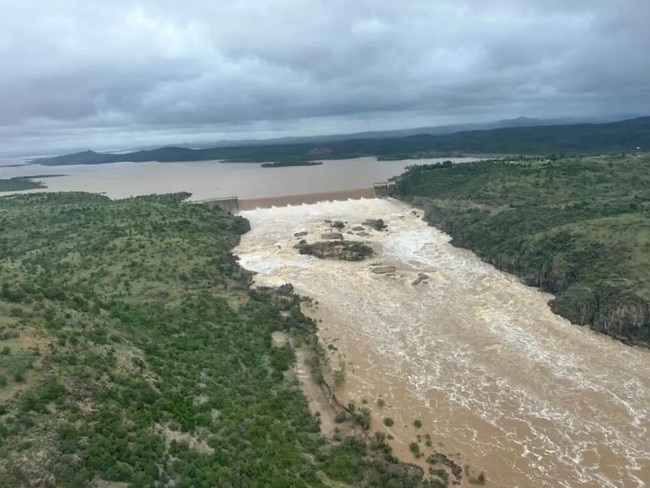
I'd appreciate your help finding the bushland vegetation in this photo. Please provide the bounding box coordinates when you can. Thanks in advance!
[0,192,435,487]
[395,153,650,345]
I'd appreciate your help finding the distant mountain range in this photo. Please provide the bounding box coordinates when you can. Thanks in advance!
[35,116,650,166]
[164,114,642,149]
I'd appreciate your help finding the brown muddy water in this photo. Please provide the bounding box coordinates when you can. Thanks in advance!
[234,198,650,488]
[0,156,478,200]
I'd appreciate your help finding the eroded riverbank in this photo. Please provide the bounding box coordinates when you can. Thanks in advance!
[234,198,650,488]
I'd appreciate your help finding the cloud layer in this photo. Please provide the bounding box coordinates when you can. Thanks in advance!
[1,0,649,155]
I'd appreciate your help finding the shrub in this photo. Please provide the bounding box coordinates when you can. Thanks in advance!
[469,472,486,485]
[409,442,420,457]
[335,412,347,423]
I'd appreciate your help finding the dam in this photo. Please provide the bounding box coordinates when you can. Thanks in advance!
[234,198,650,488]
[199,183,394,212]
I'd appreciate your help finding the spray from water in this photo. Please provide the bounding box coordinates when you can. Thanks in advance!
[235,198,650,488]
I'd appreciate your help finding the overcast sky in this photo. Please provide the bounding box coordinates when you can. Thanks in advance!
[1,0,649,156]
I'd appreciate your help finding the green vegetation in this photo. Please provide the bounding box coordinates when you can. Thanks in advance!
[0,348,36,382]
[0,192,435,487]
[0,174,66,192]
[469,472,486,485]
[36,116,650,165]
[260,160,323,168]
[413,419,422,429]
[409,442,421,457]
[395,153,650,345]
[333,360,347,389]
[383,417,394,427]
[0,176,46,192]
[377,151,463,161]
[429,468,449,484]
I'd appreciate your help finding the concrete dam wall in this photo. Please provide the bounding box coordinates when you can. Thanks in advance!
[199,183,395,213]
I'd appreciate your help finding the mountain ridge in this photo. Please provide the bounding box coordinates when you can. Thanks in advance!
[34,116,650,165]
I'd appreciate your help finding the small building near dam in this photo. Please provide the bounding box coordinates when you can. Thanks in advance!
[372,181,396,198]
[203,196,240,213]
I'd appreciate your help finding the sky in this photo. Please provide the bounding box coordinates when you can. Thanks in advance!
[1,0,649,156]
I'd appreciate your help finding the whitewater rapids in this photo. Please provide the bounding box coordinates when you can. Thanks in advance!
[234,198,650,488]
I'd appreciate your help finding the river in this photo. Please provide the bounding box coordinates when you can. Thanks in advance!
[234,198,650,488]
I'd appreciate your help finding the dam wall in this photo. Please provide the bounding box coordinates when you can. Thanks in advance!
[200,183,394,212]
[238,188,375,210]
[201,196,240,213]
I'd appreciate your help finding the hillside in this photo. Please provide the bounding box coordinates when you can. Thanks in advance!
[35,117,650,165]
[0,193,437,487]
[394,153,650,346]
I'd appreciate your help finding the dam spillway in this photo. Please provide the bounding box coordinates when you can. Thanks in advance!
[233,198,650,488]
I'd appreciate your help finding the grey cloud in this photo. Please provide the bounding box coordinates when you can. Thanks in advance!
[1,0,649,155]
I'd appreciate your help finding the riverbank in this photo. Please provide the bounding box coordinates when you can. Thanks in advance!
[394,153,650,347]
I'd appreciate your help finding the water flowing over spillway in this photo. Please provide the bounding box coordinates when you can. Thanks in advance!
[234,199,650,488]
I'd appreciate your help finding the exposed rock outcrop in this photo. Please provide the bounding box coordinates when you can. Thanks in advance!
[296,241,374,261]
[320,232,344,240]
[363,219,387,231]
[426,453,463,484]
[390,462,424,479]
[411,273,429,286]
[371,265,396,274]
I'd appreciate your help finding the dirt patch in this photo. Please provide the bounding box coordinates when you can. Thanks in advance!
[93,479,129,488]
[271,331,288,348]
[293,346,339,437]
[154,423,214,454]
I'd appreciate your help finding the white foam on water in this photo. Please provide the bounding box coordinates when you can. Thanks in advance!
[235,198,650,488]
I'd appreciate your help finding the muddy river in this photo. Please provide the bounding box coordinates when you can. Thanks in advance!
[234,198,650,488]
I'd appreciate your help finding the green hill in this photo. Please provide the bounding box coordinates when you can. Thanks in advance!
[394,153,650,346]
[0,192,436,487]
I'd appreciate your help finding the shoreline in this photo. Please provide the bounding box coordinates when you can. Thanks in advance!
[399,197,650,350]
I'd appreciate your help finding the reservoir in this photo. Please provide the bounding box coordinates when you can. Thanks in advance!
[0,156,478,200]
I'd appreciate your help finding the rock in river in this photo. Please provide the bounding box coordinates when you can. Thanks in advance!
[363,218,387,231]
[321,232,344,240]
[371,265,396,274]
[297,241,374,261]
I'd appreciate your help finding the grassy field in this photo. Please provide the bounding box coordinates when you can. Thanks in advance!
[394,153,650,345]
[0,192,440,487]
